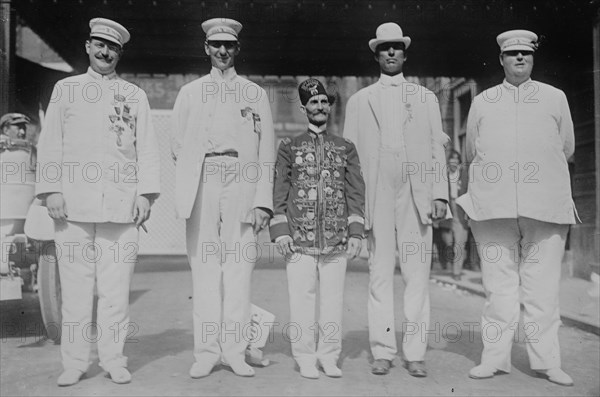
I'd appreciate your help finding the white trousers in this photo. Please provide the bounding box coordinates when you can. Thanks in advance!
[186,157,256,367]
[286,252,347,367]
[54,221,137,372]
[471,217,568,372]
[368,151,432,362]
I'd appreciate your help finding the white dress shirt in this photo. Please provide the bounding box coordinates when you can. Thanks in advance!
[378,73,406,150]
[206,67,241,153]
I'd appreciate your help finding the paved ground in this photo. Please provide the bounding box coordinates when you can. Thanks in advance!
[1,254,599,396]
[430,269,600,336]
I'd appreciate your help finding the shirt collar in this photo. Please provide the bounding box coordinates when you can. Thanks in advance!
[210,67,237,82]
[308,123,327,134]
[379,73,406,87]
[86,67,117,80]
[502,77,533,89]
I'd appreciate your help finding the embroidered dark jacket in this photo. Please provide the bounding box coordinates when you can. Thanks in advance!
[270,129,365,254]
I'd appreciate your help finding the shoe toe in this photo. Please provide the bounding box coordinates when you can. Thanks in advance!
[371,359,391,375]
[537,368,574,386]
[189,362,214,378]
[231,362,255,377]
[322,365,342,378]
[108,367,131,384]
[407,361,427,377]
[57,369,84,387]
[300,365,320,379]
[469,364,496,379]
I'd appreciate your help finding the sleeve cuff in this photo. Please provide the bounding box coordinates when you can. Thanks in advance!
[269,214,291,242]
[348,222,364,239]
[274,235,291,243]
[256,207,274,218]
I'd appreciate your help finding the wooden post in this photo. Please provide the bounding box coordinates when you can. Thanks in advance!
[593,13,600,274]
[0,0,15,116]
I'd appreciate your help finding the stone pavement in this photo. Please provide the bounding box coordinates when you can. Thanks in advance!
[1,253,599,396]
[429,269,600,336]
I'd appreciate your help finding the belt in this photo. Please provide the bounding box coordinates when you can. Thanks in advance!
[204,151,238,158]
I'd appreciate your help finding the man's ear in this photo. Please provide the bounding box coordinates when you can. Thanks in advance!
[234,43,241,55]
[499,53,504,67]
[85,40,91,55]
[299,105,307,116]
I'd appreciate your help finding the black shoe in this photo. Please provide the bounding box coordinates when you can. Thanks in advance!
[407,361,427,377]
[371,359,391,375]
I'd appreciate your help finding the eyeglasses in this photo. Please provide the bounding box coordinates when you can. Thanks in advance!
[376,42,405,52]
[207,41,238,50]
[503,50,534,57]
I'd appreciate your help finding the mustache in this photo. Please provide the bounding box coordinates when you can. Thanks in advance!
[95,54,114,61]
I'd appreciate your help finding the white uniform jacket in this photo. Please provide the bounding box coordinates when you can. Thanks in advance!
[36,68,161,223]
[457,79,578,224]
[171,69,275,221]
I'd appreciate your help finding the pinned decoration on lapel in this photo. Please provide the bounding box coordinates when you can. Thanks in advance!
[252,113,262,135]
[404,102,413,126]
[240,107,261,135]
[241,107,253,120]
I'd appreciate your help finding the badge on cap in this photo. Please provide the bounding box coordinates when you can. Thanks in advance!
[298,78,336,106]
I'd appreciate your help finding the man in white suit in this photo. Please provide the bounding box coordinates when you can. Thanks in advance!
[457,29,576,387]
[343,22,448,377]
[36,18,161,387]
[171,18,275,379]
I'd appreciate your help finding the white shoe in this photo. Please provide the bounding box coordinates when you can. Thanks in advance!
[189,362,214,379]
[108,367,131,384]
[57,369,84,387]
[536,368,574,386]
[225,360,255,377]
[299,364,320,379]
[321,363,342,378]
[469,364,496,379]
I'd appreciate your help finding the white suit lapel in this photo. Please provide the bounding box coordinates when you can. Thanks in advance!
[367,88,382,132]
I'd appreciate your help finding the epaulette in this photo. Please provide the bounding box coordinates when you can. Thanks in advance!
[344,138,353,144]
[281,137,292,145]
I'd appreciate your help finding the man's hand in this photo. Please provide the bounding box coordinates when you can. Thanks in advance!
[252,207,271,235]
[276,235,296,256]
[431,199,447,221]
[346,236,363,260]
[46,193,67,222]
[133,195,151,229]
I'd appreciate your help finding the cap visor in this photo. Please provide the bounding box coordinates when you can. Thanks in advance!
[502,44,535,52]
[10,118,29,125]
[207,32,238,41]
[90,33,122,47]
